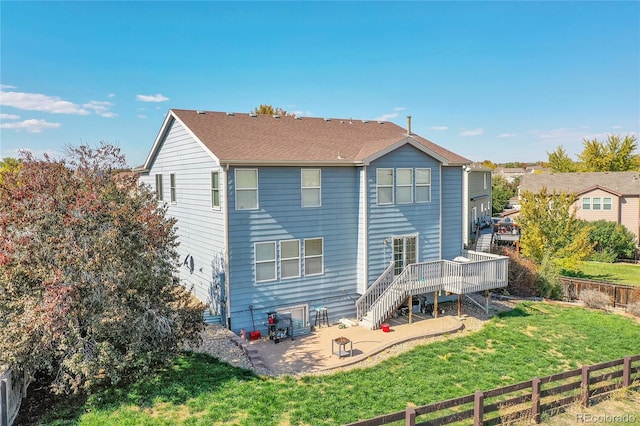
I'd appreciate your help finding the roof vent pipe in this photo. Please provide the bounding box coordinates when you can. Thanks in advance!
[407,116,412,135]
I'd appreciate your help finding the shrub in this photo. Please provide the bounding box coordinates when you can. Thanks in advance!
[627,301,640,317]
[580,289,611,309]
[492,247,538,297]
[536,256,563,300]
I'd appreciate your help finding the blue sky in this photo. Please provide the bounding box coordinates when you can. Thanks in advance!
[1,1,638,167]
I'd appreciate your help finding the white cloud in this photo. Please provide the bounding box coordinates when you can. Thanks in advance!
[498,133,518,138]
[107,93,116,98]
[83,100,117,117]
[374,112,399,121]
[459,128,485,137]
[136,93,170,102]
[0,113,20,120]
[429,126,448,131]
[137,114,147,119]
[612,125,622,129]
[0,90,90,115]
[0,84,17,89]
[0,118,61,133]
[393,107,406,111]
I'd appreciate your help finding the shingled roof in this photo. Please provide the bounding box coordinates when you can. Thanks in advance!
[519,172,640,196]
[141,109,469,169]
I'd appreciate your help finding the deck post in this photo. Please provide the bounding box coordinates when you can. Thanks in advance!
[408,295,413,324]
[433,291,439,318]
[484,290,489,315]
[457,294,462,317]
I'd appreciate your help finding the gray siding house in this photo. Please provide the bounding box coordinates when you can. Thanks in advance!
[137,110,507,335]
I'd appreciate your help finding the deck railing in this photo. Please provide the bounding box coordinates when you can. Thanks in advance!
[357,250,508,329]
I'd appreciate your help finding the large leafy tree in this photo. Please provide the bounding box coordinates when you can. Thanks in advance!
[578,134,639,172]
[585,220,637,262]
[0,144,204,394]
[518,188,594,272]
[547,146,578,172]
[491,175,516,215]
[251,104,290,116]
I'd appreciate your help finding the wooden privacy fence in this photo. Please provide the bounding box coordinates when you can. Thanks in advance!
[0,367,28,426]
[346,355,640,426]
[558,277,640,308]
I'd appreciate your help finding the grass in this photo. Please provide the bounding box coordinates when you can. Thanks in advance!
[43,302,640,425]
[564,261,640,286]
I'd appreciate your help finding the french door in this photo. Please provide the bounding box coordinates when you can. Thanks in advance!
[393,235,417,275]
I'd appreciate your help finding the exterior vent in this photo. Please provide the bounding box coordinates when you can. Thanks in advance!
[377,121,384,124]
[196,110,205,114]
[324,118,331,121]
[249,112,257,117]
[273,114,281,119]
[295,116,302,120]
[362,120,369,123]
[226,112,234,116]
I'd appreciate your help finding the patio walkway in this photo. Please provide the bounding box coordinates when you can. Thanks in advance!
[240,313,467,375]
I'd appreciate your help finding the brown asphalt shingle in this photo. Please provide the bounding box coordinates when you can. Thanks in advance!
[171,109,469,165]
[519,171,640,196]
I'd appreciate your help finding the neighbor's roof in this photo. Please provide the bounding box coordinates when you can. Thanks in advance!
[140,109,469,169]
[519,172,640,196]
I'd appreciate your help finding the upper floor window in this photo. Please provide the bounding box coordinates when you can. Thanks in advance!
[304,238,323,276]
[235,169,258,210]
[415,168,431,203]
[397,168,413,204]
[211,171,220,209]
[170,173,176,203]
[592,197,601,210]
[155,174,163,201]
[280,239,300,279]
[255,241,276,282]
[301,169,321,207]
[603,197,612,210]
[483,173,488,190]
[582,197,591,210]
[377,168,394,205]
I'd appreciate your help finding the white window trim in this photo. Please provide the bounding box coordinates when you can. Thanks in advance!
[169,173,177,204]
[255,241,276,283]
[211,170,221,210]
[376,168,394,205]
[592,197,601,210]
[303,237,324,276]
[301,169,322,208]
[280,239,301,279]
[155,173,163,201]
[397,168,413,204]
[603,197,612,210]
[582,197,591,210]
[235,168,259,210]
[415,168,431,203]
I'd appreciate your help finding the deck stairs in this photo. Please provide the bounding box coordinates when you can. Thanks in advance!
[475,233,493,252]
[357,250,508,330]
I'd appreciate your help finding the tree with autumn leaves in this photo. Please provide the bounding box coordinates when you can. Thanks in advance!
[0,144,204,394]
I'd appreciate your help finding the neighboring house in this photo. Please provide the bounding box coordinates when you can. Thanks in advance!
[519,172,640,243]
[136,109,508,334]
[462,163,492,246]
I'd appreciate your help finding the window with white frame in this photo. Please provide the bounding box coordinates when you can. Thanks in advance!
[280,240,300,279]
[582,197,591,210]
[415,168,431,203]
[211,171,220,209]
[301,169,321,207]
[155,174,163,201]
[397,168,413,203]
[304,238,323,275]
[255,242,276,282]
[484,173,488,190]
[603,197,612,210]
[236,169,258,210]
[170,173,176,203]
[377,168,394,205]
[592,197,601,210]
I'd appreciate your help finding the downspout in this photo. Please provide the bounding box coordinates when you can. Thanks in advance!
[362,165,368,290]
[223,163,232,330]
[439,163,443,259]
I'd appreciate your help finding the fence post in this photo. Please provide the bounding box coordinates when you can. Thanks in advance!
[473,390,484,426]
[1,380,7,426]
[623,356,631,388]
[531,377,541,424]
[405,406,416,426]
[613,286,617,308]
[581,365,591,408]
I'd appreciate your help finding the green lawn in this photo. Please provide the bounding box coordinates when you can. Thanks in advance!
[566,261,640,286]
[44,302,640,425]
